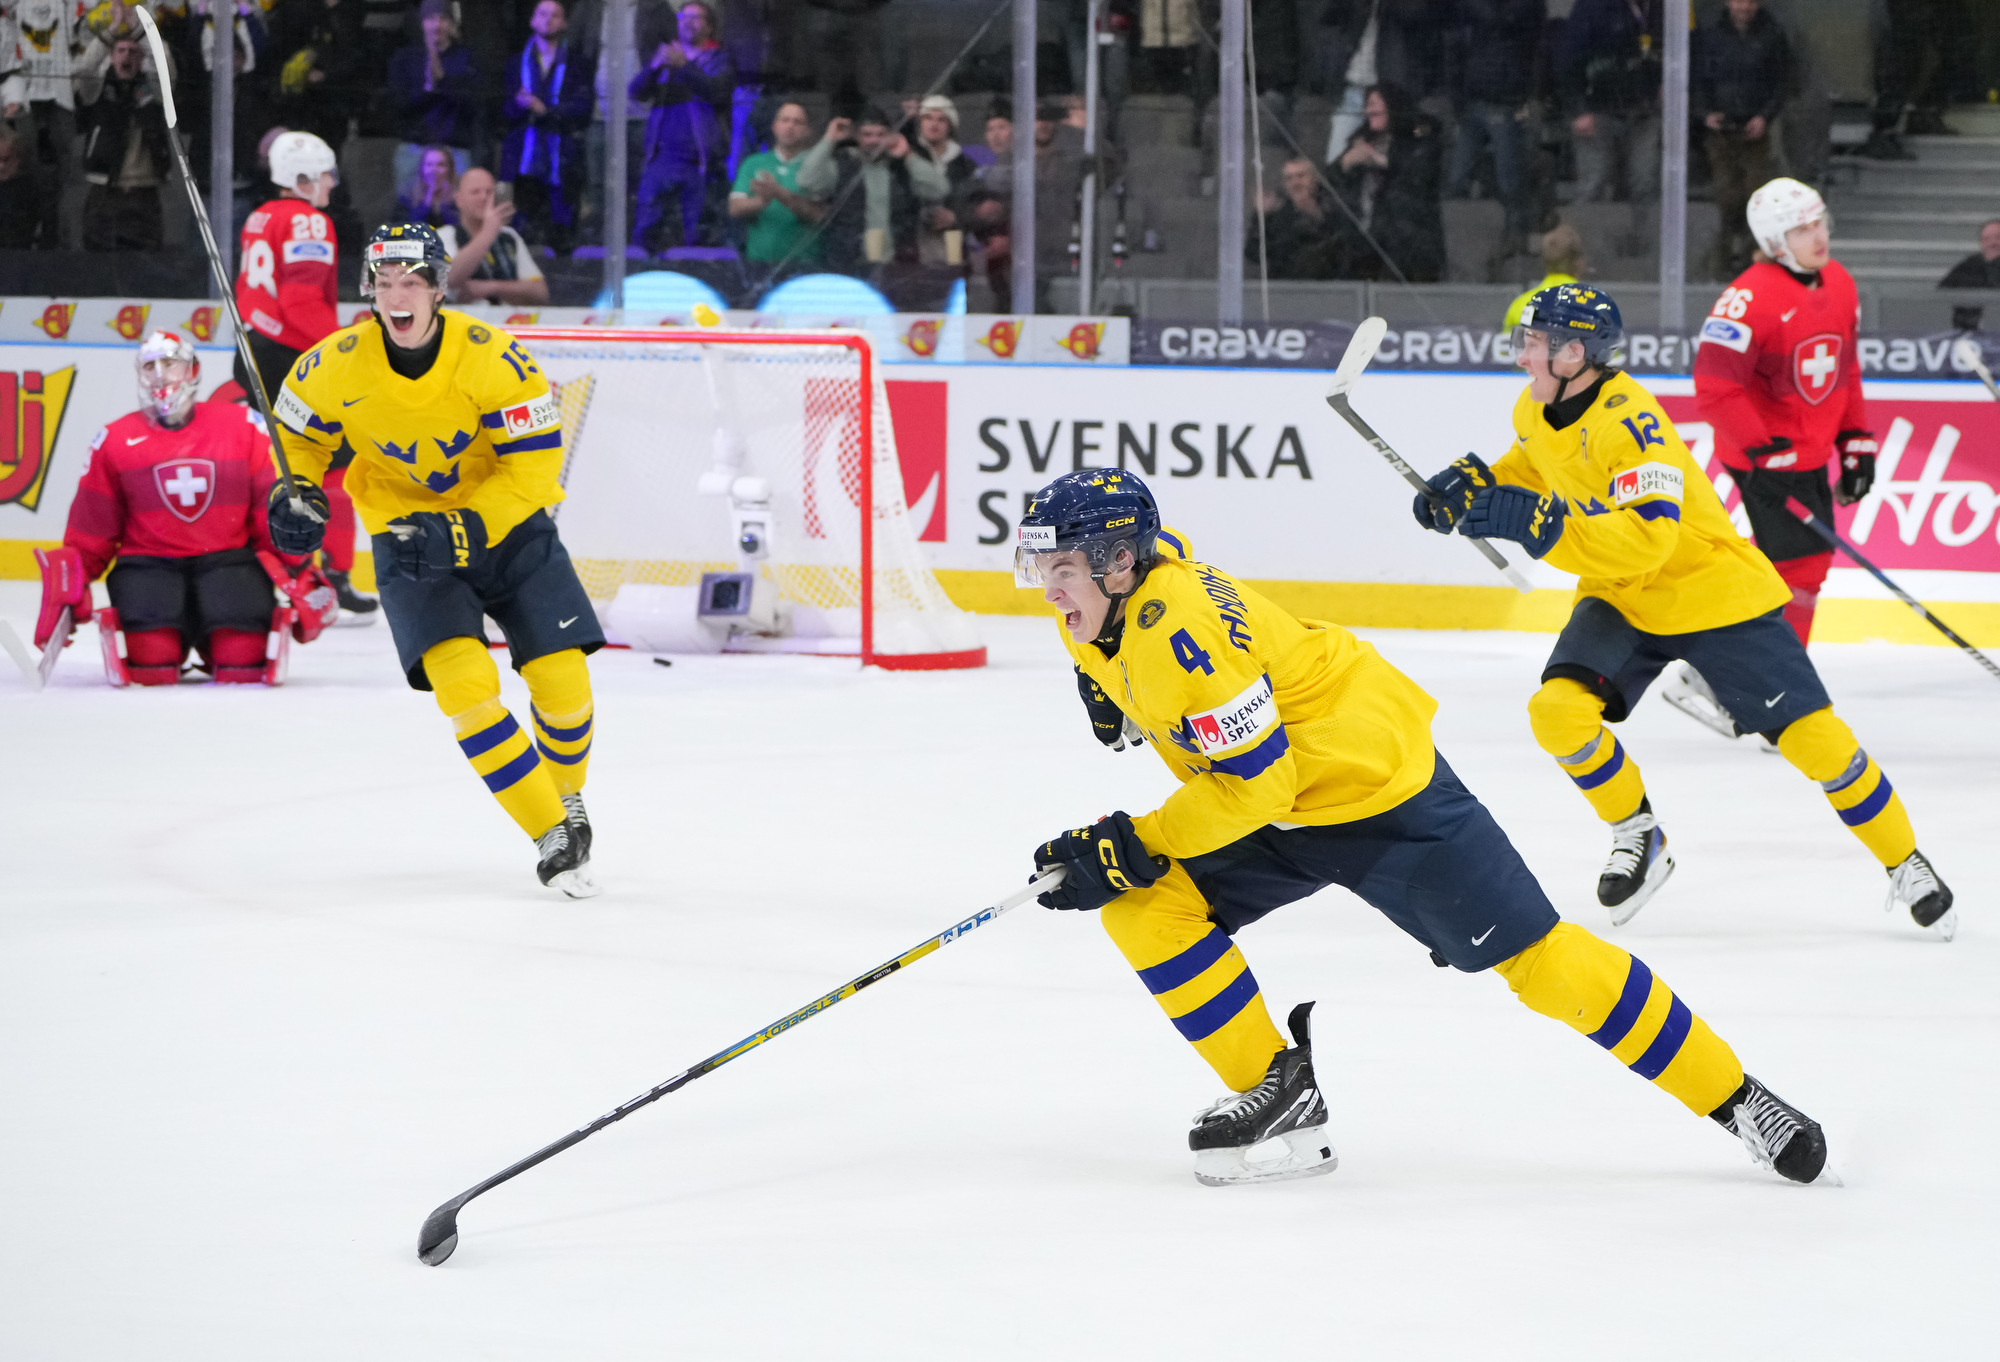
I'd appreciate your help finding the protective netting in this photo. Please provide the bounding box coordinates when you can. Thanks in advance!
[521,330,981,662]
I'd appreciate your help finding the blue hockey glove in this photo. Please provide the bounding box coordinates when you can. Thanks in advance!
[265,480,330,556]
[1077,665,1143,751]
[1461,484,1566,559]
[1412,453,1494,534]
[1033,811,1169,911]
[385,508,487,580]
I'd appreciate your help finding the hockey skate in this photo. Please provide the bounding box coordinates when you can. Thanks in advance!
[1188,1002,1337,1187]
[1887,850,1955,941]
[1598,798,1675,926]
[1710,1075,1831,1184]
[536,818,600,899]
[325,568,380,626]
[1659,663,1740,740]
[562,792,593,860]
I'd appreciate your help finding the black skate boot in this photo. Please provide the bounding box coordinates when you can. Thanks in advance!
[1599,797,1675,926]
[1887,850,1955,940]
[325,567,380,625]
[535,817,599,899]
[1188,1001,1337,1187]
[562,792,592,860]
[1710,1075,1830,1184]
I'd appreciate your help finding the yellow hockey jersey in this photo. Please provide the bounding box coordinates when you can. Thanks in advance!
[272,310,566,542]
[1491,371,1789,635]
[1062,530,1439,861]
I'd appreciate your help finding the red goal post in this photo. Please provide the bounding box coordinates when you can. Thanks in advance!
[514,327,985,671]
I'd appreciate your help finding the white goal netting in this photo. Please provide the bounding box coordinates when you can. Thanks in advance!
[517,328,983,668]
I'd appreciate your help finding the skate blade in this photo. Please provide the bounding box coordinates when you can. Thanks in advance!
[548,865,602,899]
[1607,852,1675,928]
[333,610,379,628]
[1194,1127,1338,1187]
[1660,683,1741,740]
[1927,907,1959,943]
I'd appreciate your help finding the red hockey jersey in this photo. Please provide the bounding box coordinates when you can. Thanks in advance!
[64,403,288,579]
[235,197,340,353]
[1692,259,1868,473]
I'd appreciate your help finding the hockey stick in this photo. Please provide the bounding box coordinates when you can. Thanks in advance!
[133,7,320,528]
[0,618,42,690]
[1326,317,1534,594]
[1953,337,2000,404]
[417,867,1068,1265]
[1783,496,2000,682]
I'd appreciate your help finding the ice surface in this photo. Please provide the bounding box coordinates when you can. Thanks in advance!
[1,584,1993,1359]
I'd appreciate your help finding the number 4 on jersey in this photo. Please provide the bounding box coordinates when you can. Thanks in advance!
[1171,628,1214,675]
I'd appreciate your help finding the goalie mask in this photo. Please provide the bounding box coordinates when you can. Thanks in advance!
[136,329,201,427]
[1014,468,1161,603]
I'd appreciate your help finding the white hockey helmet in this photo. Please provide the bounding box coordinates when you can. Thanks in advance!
[1746,177,1828,270]
[136,329,201,427]
[269,131,338,192]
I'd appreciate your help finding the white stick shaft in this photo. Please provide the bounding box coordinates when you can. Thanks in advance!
[0,620,41,690]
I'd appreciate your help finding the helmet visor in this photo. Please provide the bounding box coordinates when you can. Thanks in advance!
[1012,529,1141,591]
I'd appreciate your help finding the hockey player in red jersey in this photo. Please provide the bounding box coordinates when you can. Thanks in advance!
[1693,178,1874,647]
[34,331,335,686]
[235,129,379,625]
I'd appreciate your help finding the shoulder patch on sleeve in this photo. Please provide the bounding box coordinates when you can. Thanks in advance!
[496,391,561,438]
[1698,316,1754,353]
[281,239,334,265]
[467,324,492,345]
[1187,673,1278,756]
[273,384,317,435]
[1611,461,1685,505]
[337,331,359,353]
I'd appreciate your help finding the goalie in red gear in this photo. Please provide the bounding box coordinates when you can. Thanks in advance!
[1693,177,1875,646]
[36,330,335,686]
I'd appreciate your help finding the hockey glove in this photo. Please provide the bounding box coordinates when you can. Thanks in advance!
[1411,453,1494,534]
[1835,430,1878,505]
[1033,811,1169,911]
[1461,484,1566,559]
[265,480,331,557]
[1077,665,1143,751]
[385,509,487,580]
[33,545,90,648]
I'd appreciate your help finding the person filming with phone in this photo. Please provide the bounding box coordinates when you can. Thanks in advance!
[440,167,551,307]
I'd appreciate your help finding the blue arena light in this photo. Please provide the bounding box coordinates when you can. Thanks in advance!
[757,273,894,317]
[593,270,731,313]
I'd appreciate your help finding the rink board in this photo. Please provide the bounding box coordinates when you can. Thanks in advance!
[3,333,1997,645]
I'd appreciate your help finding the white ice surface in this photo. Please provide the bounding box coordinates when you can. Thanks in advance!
[1,586,1994,1360]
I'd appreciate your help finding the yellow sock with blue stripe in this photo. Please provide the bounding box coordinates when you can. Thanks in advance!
[1777,707,1917,867]
[423,637,567,840]
[1496,922,1744,1117]
[1529,678,1648,823]
[1101,862,1285,1092]
[521,648,593,797]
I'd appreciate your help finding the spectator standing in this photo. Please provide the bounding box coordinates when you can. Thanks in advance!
[718,0,780,178]
[1251,154,1343,279]
[569,0,665,244]
[1939,219,2000,289]
[385,0,480,195]
[959,102,1015,299]
[1327,84,1444,281]
[630,0,734,252]
[1694,0,1789,278]
[6,0,101,250]
[909,94,976,268]
[728,99,824,276]
[1502,219,1584,325]
[441,165,552,306]
[0,127,40,246]
[1864,0,1972,157]
[797,106,951,276]
[1445,0,1543,261]
[1134,0,1198,98]
[502,0,594,250]
[78,33,168,250]
[1558,0,1662,244]
[1320,1,1447,159]
[395,142,459,226]
[270,0,368,152]
[796,0,897,109]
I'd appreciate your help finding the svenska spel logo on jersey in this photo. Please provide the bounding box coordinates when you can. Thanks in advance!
[501,393,560,437]
[1187,674,1276,754]
[1611,461,1684,505]
[154,459,217,523]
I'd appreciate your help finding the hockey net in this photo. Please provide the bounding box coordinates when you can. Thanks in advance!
[516,328,984,670]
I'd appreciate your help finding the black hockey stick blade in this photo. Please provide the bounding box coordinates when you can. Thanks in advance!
[1783,496,2000,681]
[417,869,1065,1265]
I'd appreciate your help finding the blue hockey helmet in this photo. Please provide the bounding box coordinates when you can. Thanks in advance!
[361,221,450,295]
[1014,467,1161,599]
[1514,282,1623,369]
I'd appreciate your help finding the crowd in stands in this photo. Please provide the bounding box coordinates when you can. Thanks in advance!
[0,0,1989,305]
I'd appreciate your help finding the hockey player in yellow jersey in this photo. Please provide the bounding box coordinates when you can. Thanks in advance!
[1412,283,1952,937]
[1014,467,1832,1188]
[263,223,600,897]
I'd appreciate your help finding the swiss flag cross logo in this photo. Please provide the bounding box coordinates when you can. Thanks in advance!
[1792,333,1842,406]
[154,458,215,523]
[1192,714,1224,749]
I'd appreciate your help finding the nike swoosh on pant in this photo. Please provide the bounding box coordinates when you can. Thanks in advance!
[1471,925,1496,945]
[1765,691,1786,707]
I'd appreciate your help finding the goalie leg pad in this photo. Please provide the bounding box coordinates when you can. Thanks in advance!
[34,545,91,648]
[208,626,269,684]
[96,606,129,687]
[124,626,185,686]
[1495,921,1745,1118]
